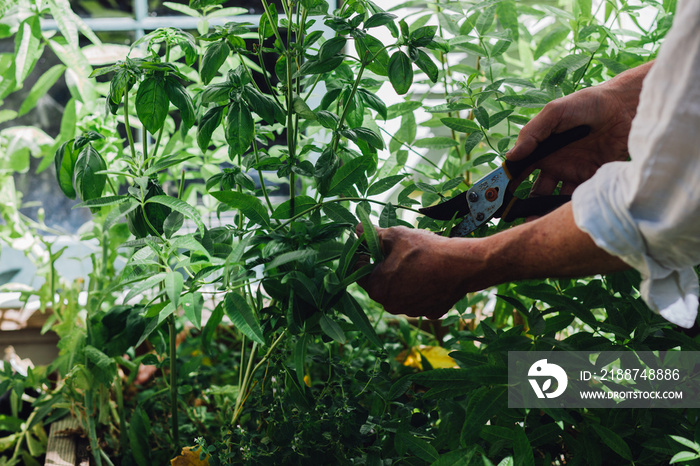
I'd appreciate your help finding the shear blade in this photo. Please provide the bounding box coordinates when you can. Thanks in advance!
[419,192,471,221]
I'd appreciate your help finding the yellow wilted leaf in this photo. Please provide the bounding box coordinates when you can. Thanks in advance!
[420,346,457,369]
[397,345,457,370]
[171,446,210,466]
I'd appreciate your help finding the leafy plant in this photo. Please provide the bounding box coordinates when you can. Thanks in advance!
[1,0,697,465]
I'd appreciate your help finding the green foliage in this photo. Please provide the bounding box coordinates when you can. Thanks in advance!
[1,0,696,465]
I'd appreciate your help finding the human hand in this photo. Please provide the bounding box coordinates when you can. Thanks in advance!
[507,62,652,196]
[355,225,488,320]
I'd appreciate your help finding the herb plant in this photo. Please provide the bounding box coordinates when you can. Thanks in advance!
[1,0,697,465]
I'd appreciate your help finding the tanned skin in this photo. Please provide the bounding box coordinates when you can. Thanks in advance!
[357,62,654,319]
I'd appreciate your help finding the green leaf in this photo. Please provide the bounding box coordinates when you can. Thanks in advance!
[272,196,317,219]
[316,110,340,129]
[223,293,265,345]
[181,292,204,329]
[268,250,317,269]
[410,25,437,46]
[226,101,254,156]
[431,448,477,466]
[18,64,66,117]
[590,424,633,461]
[73,131,104,152]
[354,127,384,150]
[0,110,17,125]
[670,452,700,464]
[211,191,271,227]
[128,409,152,465]
[473,106,489,128]
[414,49,438,83]
[74,145,107,203]
[379,202,397,227]
[670,436,700,453]
[292,96,317,120]
[415,137,459,149]
[338,294,382,347]
[197,105,225,152]
[105,197,140,230]
[355,34,390,76]
[496,1,519,41]
[144,155,195,177]
[396,433,439,463]
[367,175,405,196]
[534,26,570,60]
[464,131,483,153]
[326,157,368,196]
[357,88,387,120]
[441,117,479,133]
[364,12,397,29]
[475,4,497,35]
[146,195,205,233]
[243,85,283,124]
[202,302,224,353]
[319,315,346,344]
[201,40,230,84]
[136,75,169,135]
[163,211,184,238]
[164,76,195,131]
[387,101,422,119]
[460,387,506,445]
[54,139,79,199]
[295,56,344,77]
[498,94,549,108]
[388,51,413,95]
[356,204,382,262]
[322,203,358,225]
[513,426,535,466]
[14,16,43,85]
[318,36,346,61]
[164,271,183,309]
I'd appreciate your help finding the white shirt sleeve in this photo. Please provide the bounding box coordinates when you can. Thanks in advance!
[571,0,700,328]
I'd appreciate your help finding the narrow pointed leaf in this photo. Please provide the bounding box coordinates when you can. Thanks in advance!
[164,271,183,309]
[223,292,265,345]
[211,191,270,227]
[146,195,205,232]
[319,315,346,344]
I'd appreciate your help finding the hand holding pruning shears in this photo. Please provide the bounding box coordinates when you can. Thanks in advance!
[356,64,650,318]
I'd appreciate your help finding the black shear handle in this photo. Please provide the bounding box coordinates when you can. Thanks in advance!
[504,125,591,181]
[501,195,571,223]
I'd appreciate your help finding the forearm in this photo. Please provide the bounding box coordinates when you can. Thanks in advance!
[458,203,629,292]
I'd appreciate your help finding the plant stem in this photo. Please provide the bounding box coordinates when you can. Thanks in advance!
[85,388,104,466]
[151,43,171,164]
[273,197,423,232]
[168,313,179,451]
[332,60,368,153]
[378,127,451,178]
[252,139,276,214]
[123,91,138,161]
[285,10,297,217]
[232,331,287,423]
[233,341,258,423]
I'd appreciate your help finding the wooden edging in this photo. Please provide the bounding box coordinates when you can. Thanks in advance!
[44,416,89,466]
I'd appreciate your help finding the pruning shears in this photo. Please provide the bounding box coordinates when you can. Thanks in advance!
[420,125,591,237]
